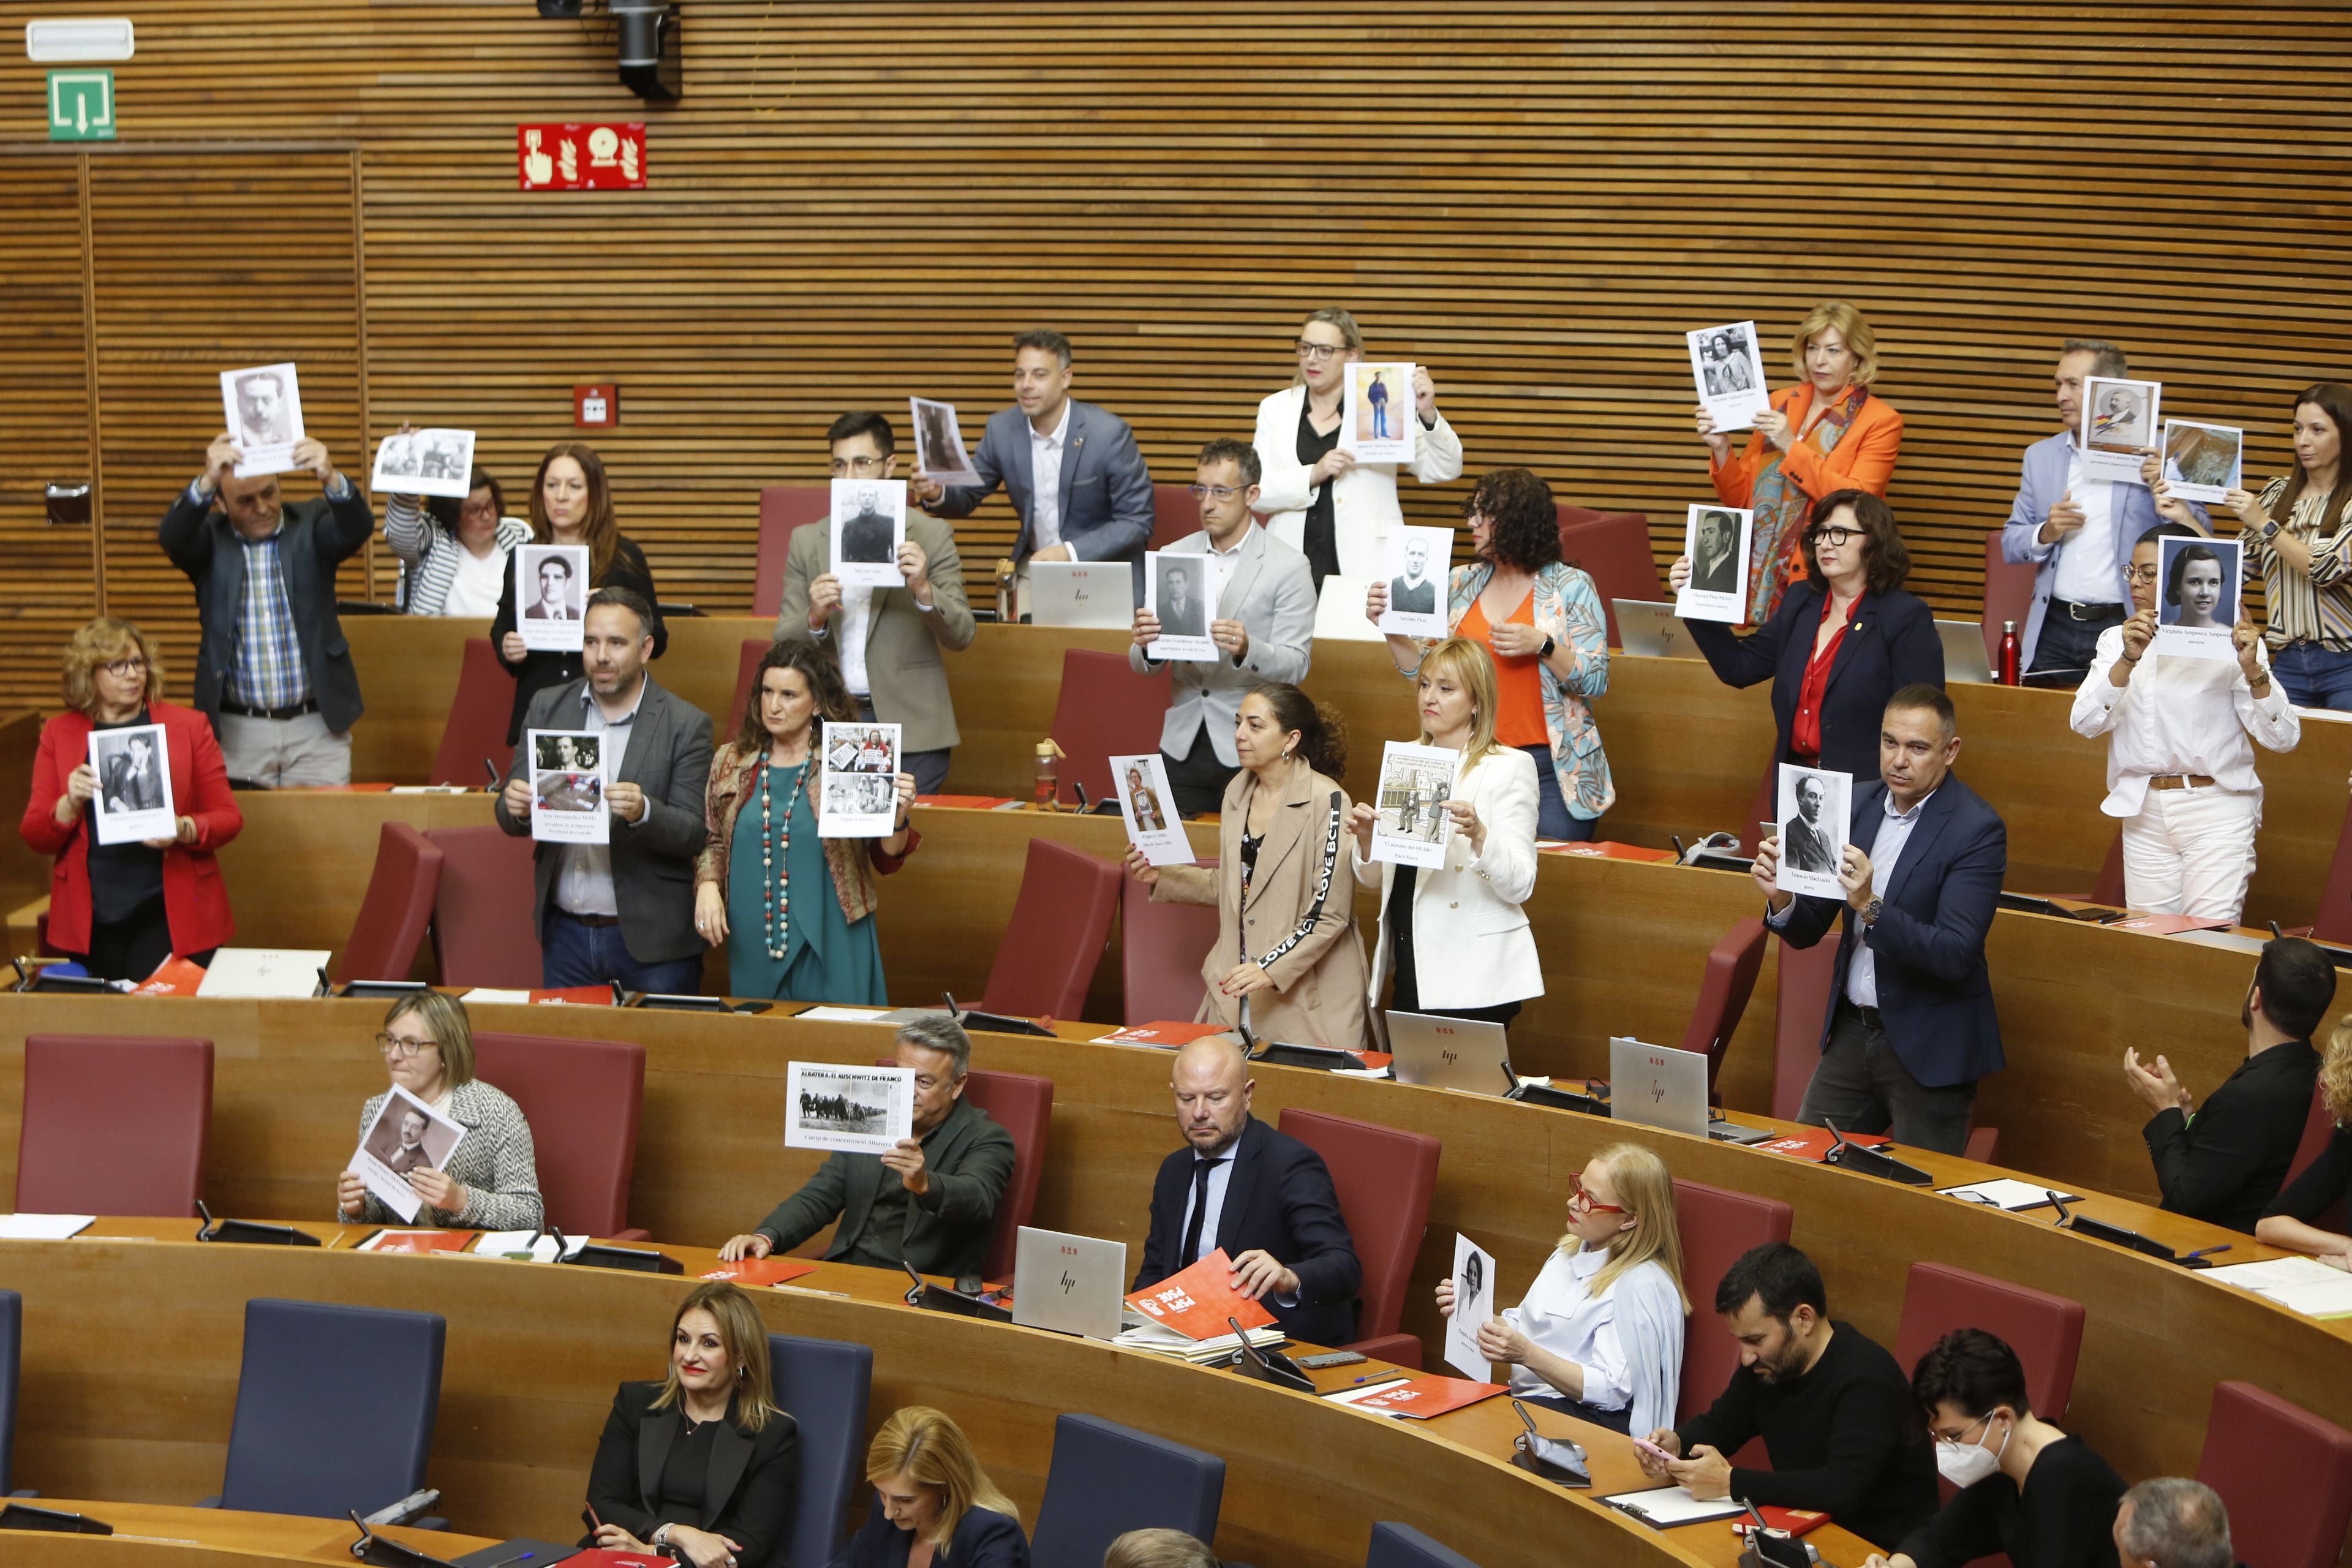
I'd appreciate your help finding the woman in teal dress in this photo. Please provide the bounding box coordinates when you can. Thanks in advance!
[693,640,919,1002]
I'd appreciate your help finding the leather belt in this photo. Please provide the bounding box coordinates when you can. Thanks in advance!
[1836,998,1886,1030]
[217,697,318,720]
[2051,598,2125,623]
[555,910,622,928]
[2149,775,2217,791]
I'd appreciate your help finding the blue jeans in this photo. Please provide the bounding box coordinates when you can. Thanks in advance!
[2272,642,2352,711]
[1521,744,1596,842]
[542,910,703,995]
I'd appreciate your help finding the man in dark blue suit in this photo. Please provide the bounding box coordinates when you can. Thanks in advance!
[1134,1038,1362,1346]
[1754,684,2006,1155]
[913,327,1155,601]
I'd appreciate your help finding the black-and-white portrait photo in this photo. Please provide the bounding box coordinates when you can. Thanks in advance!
[1688,320,1768,430]
[233,368,295,448]
[1691,508,1742,595]
[837,484,895,564]
[1782,774,1838,874]
[361,1090,461,1175]
[523,549,581,621]
[418,432,466,481]
[1390,535,1438,615]
[376,431,420,479]
[94,729,164,814]
[533,733,600,773]
[1773,763,1851,899]
[1157,558,1206,638]
[785,1062,915,1153]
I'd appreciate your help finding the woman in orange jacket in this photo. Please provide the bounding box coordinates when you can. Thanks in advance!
[1698,300,1904,624]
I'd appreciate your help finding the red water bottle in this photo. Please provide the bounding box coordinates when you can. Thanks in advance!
[1999,619,2020,685]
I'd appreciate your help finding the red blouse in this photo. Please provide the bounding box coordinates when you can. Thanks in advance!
[1791,592,1863,761]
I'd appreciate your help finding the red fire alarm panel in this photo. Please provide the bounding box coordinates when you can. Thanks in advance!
[575,385,619,428]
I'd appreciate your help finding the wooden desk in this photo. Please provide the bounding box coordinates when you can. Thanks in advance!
[0,1502,491,1567]
[336,617,2352,929]
[0,1224,1866,1568]
[0,993,2342,1521]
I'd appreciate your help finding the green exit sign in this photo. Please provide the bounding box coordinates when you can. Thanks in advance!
[48,70,115,141]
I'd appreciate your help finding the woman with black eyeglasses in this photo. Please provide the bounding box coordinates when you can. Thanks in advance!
[1671,490,1942,783]
[333,992,545,1231]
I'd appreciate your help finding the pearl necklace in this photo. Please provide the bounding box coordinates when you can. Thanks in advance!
[759,753,813,961]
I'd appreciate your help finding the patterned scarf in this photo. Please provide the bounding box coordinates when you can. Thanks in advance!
[1745,385,1871,624]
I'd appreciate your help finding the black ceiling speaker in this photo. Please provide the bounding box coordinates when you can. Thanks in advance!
[614,0,681,100]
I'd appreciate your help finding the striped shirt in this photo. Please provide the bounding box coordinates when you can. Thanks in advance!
[228,527,309,709]
[2249,475,2352,650]
[384,496,532,617]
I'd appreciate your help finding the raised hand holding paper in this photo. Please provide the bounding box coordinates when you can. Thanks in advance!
[1677,505,1752,623]
[87,723,175,846]
[1444,1234,1497,1382]
[527,729,609,844]
[1773,763,1850,899]
[2162,419,2244,504]
[350,1084,469,1224]
[2080,376,2162,484]
[1343,361,1416,463]
[515,545,590,651]
[220,362,306,478]
[831,478,908,588]
[1687,322,1769,431]
[818,720,902,838]
[1144,551,1231,663]
[1370,741,1461,869]
[1111,752,1193,866]
[785,1061,915,1154]
[372,428,477,499]
[2153,533,2241,661]
[1377,527,1453,638]
[909,398,981,485]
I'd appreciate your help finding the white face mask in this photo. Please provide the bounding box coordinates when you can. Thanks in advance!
[1935,1416,2010,1488]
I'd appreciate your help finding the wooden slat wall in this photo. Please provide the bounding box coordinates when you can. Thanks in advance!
[1,5,2347,707]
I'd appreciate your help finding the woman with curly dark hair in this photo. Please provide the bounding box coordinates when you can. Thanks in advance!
[1673,489,1940,784]
[1366,467,1613,839]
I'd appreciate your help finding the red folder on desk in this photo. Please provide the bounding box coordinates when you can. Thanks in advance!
[1125,1250,1277,1339]
[1738,1506,1832,1536]
[2110,913,2234,935]
[360,1230,476,1254]
[700,1257,820,1287]
[1096,1021,1232,1048]
[1755,1128,1889,1163]
[1348,1374,1508,1419]
[1542,841,1678,863]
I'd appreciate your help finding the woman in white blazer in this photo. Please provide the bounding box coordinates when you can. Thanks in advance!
[1349,636,1542,1027]
[1253,307,1464,594]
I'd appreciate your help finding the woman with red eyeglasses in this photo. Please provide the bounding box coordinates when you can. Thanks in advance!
[1434,1143,1687,1434]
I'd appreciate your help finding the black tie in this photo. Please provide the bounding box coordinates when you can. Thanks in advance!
[1179,1158,1223,1270]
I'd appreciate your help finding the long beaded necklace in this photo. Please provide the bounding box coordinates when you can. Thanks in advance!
[759,748,813,961]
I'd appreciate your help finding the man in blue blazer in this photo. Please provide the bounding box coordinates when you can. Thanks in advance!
[1754,685,2006,1155]
[916,328,1155,600]
[2000,339,2206,686]
[1135,1038,1363,1346]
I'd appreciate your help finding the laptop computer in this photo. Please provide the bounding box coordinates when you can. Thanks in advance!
[1385,1010,1513,1093]
[1604,1036,1770,1142]
[1611,600,1692,659]
[1934,619,1996,684]
[1313,574,1383,643]
[1011,1226,1128,1340]
[1028,561,1133,629]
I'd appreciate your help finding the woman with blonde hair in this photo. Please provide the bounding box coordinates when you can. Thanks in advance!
[1435,1142,1686,1433]
[20,617,241,981]
[1105,1531,1217,1568]
[1349,636,1541,1028]
[1252,306,1463,593]
[586,1281,800,1568]
[333,991,544,1230]
[1696,301,1905,623]
[491,440,668,742]
[2257,1016,2352,1269]
[845,1406,1029,1568]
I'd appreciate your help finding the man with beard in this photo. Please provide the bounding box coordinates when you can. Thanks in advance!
[1636,1242,1938,1551]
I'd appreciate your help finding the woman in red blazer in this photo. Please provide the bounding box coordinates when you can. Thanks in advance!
[20,619,242,980]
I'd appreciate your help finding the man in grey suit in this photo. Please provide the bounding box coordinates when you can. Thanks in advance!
[778,412,976,794]
[495,587,712,993]
[913,327,1155,603]
[1130,438,1316,816]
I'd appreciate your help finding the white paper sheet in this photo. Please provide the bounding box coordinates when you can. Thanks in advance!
[1676,505,1752,625]
[785,1061,916,1154]
[1938,1178,2076,1212]
[220,362,306,478]
[1110,752,1193,867]
[1376,527,1453,639]
[794,1005,892,1022]
[1772,763,1851,899]
[1687,322,1770,432]
[514,545,590,652]
[1604,1485,1749,1526]
[1341,361,1415,464]
[2150,534,2241,663]
[909,398,981,486]
[2160,419,2244,505]
[350,1084,470,1224]
[1369,741,1461,870]
[371,428,477,500]
[831,478,908,589]
[2080,376,2161,485]
[476,1229,590,1262]
[1444,1234,1497,1382]
[527,729,609,845]
[1144,551,1232,663]
[195,948,332,998]
[0,1213,95,1239]
[818,721,902,839]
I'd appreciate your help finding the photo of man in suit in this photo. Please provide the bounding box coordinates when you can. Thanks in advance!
[525,553,578,620]
[383,1108,431,1175]
[1691,508,1741,595]
[1158,559,1205,638]
[837,485,896,564]
[99,733,165,814]
[1782,773,1838,873]
[1134,1038,1363,1346]
[1390,535,1438,615]
[234,370,294,450]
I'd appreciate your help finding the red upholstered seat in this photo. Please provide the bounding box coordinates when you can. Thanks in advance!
[977,837,1121,1022]
[428,636,518,786]
[1681,918,1766,1098]
[1151,483,1200,550]
[1962,1126,2002,1166]
[1773,939,1841,1121]
[729,636,772,736]
[1555,506,1663,651]
[2284,1081,2345,1232]
[1740,765,1774,856]
[1981,533,2036,671]
[2197,1381,2352,1568]
[1120,857,1219,1025]
[19,1035,212,1217]
[1048,649,1172,810]
[1278,1107,1441,1369]
[1893,1262,2084,1422]
[2312,795,2352,945]
[426,826,543,989]
[336,822,445,984]
[963,1069,1053,1282]
[472,1032,644,1239]
[753,486,831,620]
[1671,1180,1793,1422]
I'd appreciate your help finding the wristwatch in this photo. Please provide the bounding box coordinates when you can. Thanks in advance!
[1537,635,1556,660]
[1861,896,1884,926]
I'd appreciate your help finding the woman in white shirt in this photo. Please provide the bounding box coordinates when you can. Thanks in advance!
[383,453,532,617]
[1348,636,1541,1028]
[2070,520,2299,922]
[1251,307,1463,595]
[1435,1142,1687,1434]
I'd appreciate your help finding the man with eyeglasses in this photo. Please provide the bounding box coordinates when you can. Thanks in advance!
[1129,438,1316,817]
[914,326,1155,610]
[716,1017,1014,1283]
[777,412,974,795]
[2000,339,2206,688]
